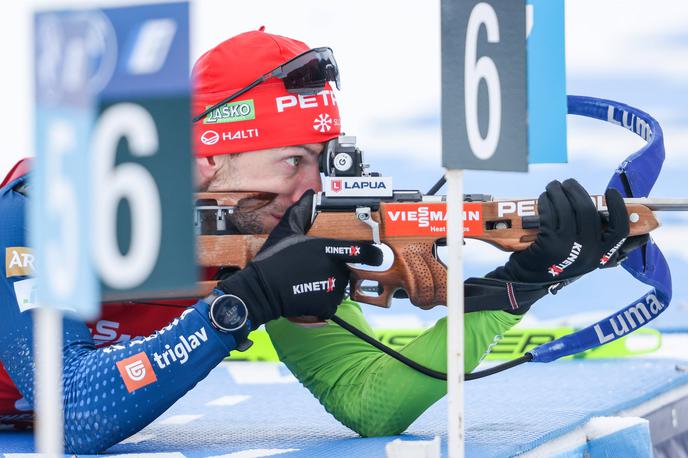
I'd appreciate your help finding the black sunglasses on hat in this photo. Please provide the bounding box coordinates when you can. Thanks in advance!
[193,47,340,123]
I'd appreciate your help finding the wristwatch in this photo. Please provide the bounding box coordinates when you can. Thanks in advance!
[204,289,253,352]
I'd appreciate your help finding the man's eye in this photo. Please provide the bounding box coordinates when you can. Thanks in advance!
[285,156,301,167]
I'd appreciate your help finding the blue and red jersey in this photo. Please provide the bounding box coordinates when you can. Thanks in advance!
[0,170,239,453]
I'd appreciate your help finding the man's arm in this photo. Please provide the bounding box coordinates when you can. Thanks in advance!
[267,300,520,437]
[9,303,235,453]
[0,185,241,453]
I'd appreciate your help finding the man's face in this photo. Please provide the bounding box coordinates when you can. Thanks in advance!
[205,143,324,233]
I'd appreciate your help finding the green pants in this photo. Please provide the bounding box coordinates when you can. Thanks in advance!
[266,299,521,436]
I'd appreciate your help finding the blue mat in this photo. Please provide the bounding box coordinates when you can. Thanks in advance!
[1,359,686,457]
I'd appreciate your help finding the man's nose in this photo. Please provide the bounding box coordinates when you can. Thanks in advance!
[290,164,322,202]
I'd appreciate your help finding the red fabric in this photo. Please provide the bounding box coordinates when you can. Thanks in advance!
[192,30,341,157]
[1,158,33,188]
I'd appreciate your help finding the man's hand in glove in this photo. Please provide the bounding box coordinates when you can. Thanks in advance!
[488,178,630,284]
[465,179,632,316]
[217,190,383,328]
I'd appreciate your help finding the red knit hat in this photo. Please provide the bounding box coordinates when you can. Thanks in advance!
[192,29,341,157]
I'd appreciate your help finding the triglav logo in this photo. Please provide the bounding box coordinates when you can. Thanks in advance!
[125,360,146,381]
[116,352,157,393]
[152,327,208,369]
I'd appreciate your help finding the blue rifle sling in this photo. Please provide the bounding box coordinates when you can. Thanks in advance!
[529,96,672,363]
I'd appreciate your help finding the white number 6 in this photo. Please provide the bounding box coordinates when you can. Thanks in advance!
[465,2,502,160]
[92,103,161,289]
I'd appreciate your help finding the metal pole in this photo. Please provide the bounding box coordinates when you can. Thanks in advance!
[623,198,688,211]
[35,307,64,456]
[446,168,464,458]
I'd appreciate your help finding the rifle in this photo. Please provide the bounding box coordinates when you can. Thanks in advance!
[194,137,687,311]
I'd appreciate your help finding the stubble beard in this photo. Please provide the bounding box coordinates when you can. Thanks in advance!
[228,210,265,234]
[229,198,286,234]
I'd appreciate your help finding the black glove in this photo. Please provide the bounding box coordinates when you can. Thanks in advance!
[488,179,630,284]
[466,179,630,316]
[599,234,649,268]
[217,190,383,327]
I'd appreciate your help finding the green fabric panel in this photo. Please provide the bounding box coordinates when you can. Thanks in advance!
[266,299,521,436]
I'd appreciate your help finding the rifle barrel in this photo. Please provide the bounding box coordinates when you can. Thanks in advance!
[624,198,688,211]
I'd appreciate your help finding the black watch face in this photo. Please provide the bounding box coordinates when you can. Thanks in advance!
[211,295,248,332]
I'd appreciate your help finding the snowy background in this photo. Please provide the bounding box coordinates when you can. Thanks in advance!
[2,0,687,330]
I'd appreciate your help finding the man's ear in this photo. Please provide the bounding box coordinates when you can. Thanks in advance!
[195,156,218,187]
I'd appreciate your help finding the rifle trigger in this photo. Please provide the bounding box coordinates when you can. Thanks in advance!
[356,207,380,244]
